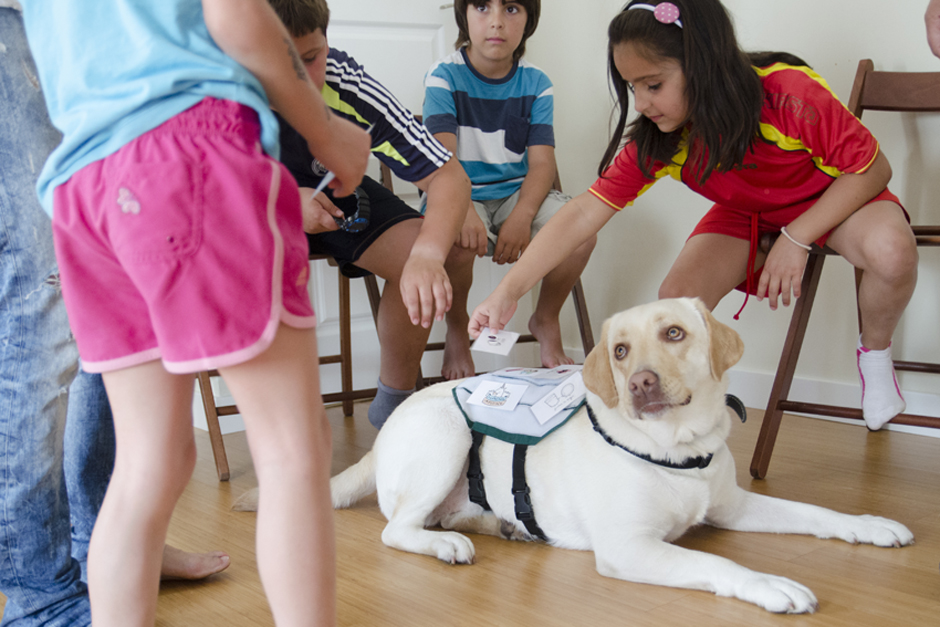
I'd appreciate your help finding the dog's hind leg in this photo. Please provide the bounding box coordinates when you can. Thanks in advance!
[443,513,530,542]
[382,509,477,565]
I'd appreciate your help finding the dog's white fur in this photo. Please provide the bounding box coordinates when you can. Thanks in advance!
[307,299,912,612]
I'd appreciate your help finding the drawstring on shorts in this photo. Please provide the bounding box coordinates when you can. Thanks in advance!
[733,212,759,321]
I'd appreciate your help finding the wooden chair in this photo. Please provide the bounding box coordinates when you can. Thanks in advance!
[379,157,596,388]
[197,254,381,481]
[749,59,940,480]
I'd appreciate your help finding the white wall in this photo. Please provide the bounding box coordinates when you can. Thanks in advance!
[523,0,940,419]
[195,0,940,433]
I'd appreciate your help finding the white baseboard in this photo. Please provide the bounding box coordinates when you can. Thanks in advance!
[726,370,940,439]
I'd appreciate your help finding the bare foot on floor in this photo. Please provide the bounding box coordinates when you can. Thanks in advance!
[529,315,574,368]
[442,318,475,380]
[160,544,230,581]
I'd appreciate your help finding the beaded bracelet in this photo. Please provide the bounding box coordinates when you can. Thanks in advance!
[780,226,812,251]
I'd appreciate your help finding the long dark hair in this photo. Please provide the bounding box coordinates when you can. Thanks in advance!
[599,0,808,185]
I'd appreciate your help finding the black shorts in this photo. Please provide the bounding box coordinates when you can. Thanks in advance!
[307,175,422,278]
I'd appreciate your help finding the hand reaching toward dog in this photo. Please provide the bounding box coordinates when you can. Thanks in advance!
[468,290,518,338]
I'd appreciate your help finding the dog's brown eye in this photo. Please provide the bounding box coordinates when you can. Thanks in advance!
[614,344,628,360]
[666,326,685,341]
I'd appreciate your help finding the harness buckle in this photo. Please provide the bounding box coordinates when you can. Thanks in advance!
[512,487,535,521]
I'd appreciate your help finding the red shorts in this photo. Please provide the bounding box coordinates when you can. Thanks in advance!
[689,188,905,296]
[53,98,316,374]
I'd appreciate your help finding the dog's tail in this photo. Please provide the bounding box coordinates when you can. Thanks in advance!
[330,451,376,509]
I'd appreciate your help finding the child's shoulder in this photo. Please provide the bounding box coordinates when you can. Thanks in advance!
[754,63,835,97]
[427,50,470,79]
[516,58,553,87]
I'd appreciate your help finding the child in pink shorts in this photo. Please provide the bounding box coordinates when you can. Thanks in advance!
[21,0,371,624]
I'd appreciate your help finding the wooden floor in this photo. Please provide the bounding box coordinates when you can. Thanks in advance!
[4,403,939,625]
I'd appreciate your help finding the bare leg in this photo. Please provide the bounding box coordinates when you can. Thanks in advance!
[528,234,596,367]
[91,363,198,626]
[825,201,917,350]
[658,233,758,309]
[442,245,477,379]
[826,201,916,428]
[219,325,334,626]
[355,220,432,391]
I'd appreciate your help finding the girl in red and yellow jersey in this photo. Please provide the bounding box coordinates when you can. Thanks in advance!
[469,0,916,431]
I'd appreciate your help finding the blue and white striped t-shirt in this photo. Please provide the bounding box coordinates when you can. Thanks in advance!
[424,48,554,201]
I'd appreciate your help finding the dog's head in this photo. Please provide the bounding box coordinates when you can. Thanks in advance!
[583,298,743,424]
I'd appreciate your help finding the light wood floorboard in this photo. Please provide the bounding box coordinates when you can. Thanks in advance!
[3,403,939,625]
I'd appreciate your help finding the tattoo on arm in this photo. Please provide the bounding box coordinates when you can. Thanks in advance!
[284,37,308,82]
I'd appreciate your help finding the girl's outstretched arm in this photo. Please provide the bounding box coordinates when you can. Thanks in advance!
[757,151,892,310]
[469,191,615,337]
[201,0,369,197]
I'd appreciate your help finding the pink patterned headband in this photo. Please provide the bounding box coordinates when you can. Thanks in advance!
[628,2,683,28]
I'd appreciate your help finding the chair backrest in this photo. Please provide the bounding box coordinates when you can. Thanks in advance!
[847,59,940,244]
[848,59,940,117]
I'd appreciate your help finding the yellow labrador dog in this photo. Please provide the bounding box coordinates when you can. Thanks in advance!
[333,299,913,612]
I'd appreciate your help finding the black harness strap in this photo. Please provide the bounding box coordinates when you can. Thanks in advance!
[466,432,549,542]
[512,444,549,542]
[467,430,491,511]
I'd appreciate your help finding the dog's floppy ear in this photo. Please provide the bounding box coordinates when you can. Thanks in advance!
[582,319,619,408]
[691,298,744,379]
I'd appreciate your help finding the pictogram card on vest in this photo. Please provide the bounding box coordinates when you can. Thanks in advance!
[453,366,587,445]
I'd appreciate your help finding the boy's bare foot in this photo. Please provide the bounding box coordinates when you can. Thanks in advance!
[160,544,230,581]
[529,315,574,368]
[442,318,475,380]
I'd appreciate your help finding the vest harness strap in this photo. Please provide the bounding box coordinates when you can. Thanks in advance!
[466,434,549,542]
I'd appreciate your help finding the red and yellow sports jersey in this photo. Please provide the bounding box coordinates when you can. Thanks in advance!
[589,63,881,214]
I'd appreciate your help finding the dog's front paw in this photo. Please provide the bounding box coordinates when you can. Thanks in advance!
[736,574,818,614]
[432,532,476,565]
[839,515,914,548]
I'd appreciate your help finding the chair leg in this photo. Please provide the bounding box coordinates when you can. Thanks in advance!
[364,274,382,322]
[749,253,826,479]
[196,371,230,481]
[338,270,354,417]
[571,278,595,356]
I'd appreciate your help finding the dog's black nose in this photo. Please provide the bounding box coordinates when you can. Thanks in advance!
[629,370,660,397]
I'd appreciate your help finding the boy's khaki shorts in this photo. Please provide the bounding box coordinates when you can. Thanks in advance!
[473,188,571,257]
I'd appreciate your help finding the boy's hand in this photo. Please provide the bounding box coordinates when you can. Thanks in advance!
[493,211,532,265]
[308,115,371,197]
[457,204,488,257]
[756,235,808,310]
[401,255,453,328]
[299,189,343,234]
[469,290,518,339]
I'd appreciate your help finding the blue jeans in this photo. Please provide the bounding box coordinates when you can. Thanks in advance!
[0,10,115,626]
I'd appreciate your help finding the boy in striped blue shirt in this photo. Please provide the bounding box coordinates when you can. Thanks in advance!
[425,0,595,378]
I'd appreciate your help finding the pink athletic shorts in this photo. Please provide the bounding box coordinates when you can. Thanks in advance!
[53,98,316,374]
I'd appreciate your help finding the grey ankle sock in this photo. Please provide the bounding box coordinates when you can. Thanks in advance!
[368,379,415,429]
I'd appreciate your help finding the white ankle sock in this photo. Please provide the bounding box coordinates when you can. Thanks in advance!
[857,336,905,431]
